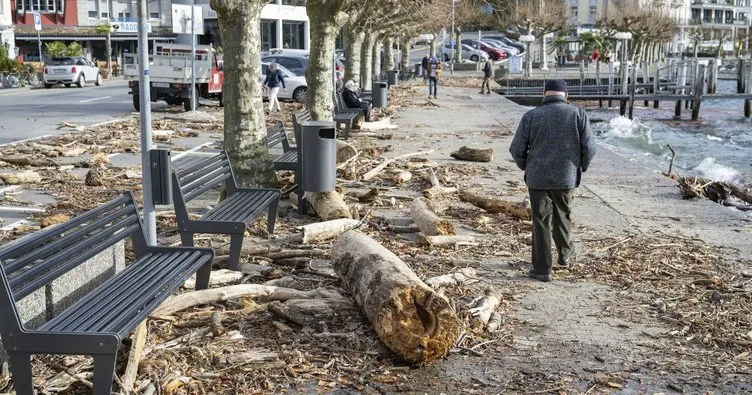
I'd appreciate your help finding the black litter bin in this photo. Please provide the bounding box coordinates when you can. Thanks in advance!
[388,70,399,86]
[414,63,422,79]
[301,121,337,192]
[372,81,388,108]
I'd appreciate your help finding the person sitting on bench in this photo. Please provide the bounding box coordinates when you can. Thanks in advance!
[343,80,372,122]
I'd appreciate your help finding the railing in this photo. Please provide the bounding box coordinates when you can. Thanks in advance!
[689,17,746,25]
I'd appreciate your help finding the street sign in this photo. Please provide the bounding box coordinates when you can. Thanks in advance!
[111,20,152,33]
[33,12,42,31]
[171,4,204,35]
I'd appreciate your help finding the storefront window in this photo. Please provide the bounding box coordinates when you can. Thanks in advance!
[261,20,277,51]
[281,0,305,5]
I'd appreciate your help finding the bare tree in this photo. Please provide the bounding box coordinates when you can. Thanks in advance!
[599,0,677,64]
[211,0,274,186]
[501,0,567,71]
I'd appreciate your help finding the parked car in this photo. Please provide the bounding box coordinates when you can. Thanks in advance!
[440,43,489,62]
[260,62,307,103]
[43,56,102,88]
[480,38,520,56]
[262,50,345,80]
[483,35,526,52]
[414,33,435,45]
[461,40,507,60]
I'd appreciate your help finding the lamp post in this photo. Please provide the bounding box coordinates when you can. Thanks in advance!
[519,34,535,77]
[451,0,458,74]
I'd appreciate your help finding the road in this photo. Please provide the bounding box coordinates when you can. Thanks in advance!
[0,80,136,145]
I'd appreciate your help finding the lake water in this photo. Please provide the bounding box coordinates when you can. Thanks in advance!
[585,80,752,189]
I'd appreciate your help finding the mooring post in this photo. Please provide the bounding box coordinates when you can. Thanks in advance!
[738,59,746,93]
[653,62,660,108]
[691,64,706,121]
[745,67,751,118]
[707,59,717,94]
[620,100,626,116]
[629,65,637,119]
[620,62,628,96]
[674,100,682,118]
[579,60,585,94]
[642,61,649,107]
[596,61,601,94]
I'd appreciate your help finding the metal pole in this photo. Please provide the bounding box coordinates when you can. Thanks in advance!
[451,0,454,75]
[37,30,42,67]
[137,0,156,245]
[190,4,197,112]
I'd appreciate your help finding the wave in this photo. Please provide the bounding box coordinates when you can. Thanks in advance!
[599,117,665,155]
[692,158,739,183]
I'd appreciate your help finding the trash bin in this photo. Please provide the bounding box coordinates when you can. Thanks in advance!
[372,81,388,108]
[388,70,399,87]
[414,63,422,79]
[301,121,337,192]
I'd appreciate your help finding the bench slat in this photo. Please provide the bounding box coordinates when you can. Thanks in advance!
[11,221,141,301]
[201,191,275,222]
[178,158,230,190]
[175,152,225,176]
[183,170,233,202]
[0,195,132,262]
[3,205,135,276]
[179,165,231,197]
[223,193,271,222]
[201,192,249,222]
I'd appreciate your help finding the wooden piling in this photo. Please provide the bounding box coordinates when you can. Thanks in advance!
[707,59,717,94]
[629,66,636,119]
[691,65,706,121]
[653,62,660,108]
[737,59,745,94]
[642,62,649,107]
[745,70,751,118]
[674,100,682,119]
[620,100,626,116]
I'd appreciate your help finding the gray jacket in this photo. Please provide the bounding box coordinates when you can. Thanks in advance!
[509,96,596,189]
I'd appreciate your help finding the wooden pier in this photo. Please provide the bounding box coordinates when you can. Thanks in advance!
[499,59,752,120]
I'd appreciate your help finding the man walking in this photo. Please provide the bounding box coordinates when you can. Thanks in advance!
[480,58,493,94]
[421,55,430,83]
[509,80,596,282]
[427,57,441,99]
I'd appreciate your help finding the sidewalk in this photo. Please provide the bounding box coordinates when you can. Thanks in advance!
[361,79,751,393]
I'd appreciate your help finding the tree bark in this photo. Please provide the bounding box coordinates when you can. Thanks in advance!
[307,191,353,221]
[430,32,439,57]
[105,31,112,77]
[372,37,383,80]
[361,31,376,90]
[345,28,365,86]
[332,231,461,363]
[459,189,530,220]
[410,197,455,236]
[384,36,395,74]
[306,1,345,121]
[540,35,548,70]
[400,38,411,72]
[212,0,275,187]
[300,218,361,244]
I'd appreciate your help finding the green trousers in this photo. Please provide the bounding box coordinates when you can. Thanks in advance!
[529,188,577,274]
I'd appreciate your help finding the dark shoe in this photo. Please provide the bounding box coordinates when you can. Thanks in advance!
[433,95,437,99]
[558,243,578,268]
[479,91,485,94]
[486,91,491,94]
[527,270,552,282]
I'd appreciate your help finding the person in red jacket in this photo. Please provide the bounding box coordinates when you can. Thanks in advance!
[592,49,600,63]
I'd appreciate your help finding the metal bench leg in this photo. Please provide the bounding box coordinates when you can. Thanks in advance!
[267,197,280,236]
[195,260,212,290]
[7,353,33,395]
[179,231,195,247]
[227,233,244,271]
[92,353,117,395]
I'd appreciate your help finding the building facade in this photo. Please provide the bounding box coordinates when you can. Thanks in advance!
[687,0,751,52]
[198,0,309,51]
[1,0,15,58]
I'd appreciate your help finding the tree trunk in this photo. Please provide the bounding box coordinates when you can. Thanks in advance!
[459,189,530,220]
[306,3,342,121]
[361,32,376,90]
[345,28,365,86]
[430,33,439,57]
[372,37,383,80]
[105,32,112,77]
[540,35,548,70]
[331,231,461,363]
[400,38,410,72]
[454,29,462,62]
[384,36,395,74]
[212,0,275,187]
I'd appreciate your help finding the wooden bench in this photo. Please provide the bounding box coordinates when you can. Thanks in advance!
[0,193,214,395]
[172,151,281,271]
[297,107,355,140]
[266,121,302,197]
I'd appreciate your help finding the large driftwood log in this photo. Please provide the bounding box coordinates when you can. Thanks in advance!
[409,198,455,236]
[121,321,148,393]
[299,218,361,244]
[422,169,457,199]
[459,189,530,220]
[307,191,353,220]
[450,146,493,162]
[183,269,243,289]
[332,231,461,363]
[151,285,345,317]
[421,235,477,246]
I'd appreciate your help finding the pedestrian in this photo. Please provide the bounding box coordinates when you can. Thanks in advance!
[592,49,600,63]
[343,80,372,122]
[421,55,429,83]
[605,50,613,63]
[427,56,441,99]
[264,62,285,113]
[480,58,493,94]
[508,79,596,282]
